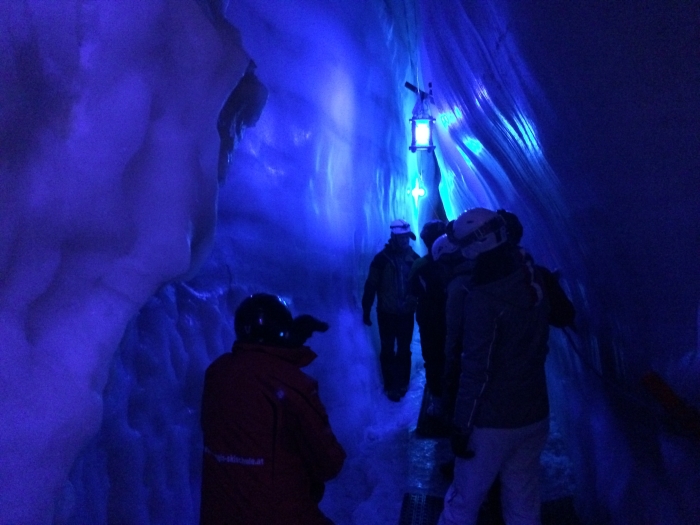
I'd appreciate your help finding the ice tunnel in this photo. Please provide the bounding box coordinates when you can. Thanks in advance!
[0,0,698,524]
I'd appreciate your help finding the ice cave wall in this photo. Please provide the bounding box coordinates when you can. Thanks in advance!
[1,0,699,524]
[422,2,700,523]
[1,0,247,523]
[54,0,423,524]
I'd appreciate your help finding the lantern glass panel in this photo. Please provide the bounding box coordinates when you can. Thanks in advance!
[414,120,432,146]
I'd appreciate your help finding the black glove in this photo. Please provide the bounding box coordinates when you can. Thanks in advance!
[362,312,372,326]
[286,314,329,346]
[450,428,475,459]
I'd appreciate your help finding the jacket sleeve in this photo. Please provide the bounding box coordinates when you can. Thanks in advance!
[443,278,467,389]
[453,293,501,433]
[287,376,346,482]
[361,256,383,316]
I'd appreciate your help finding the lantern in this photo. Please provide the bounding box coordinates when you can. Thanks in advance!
[409,115,435,152]
[405,81,436,153]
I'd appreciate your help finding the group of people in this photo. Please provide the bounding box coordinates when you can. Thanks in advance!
[197,207,574,525]
[362,209,575,524]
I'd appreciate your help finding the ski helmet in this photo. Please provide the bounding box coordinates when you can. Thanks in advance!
[496,209,524,245]
[420,220,447,250]
[389,219,416,240]
[234,293,293,346]
[447,207,507,259]
[431,233,460,261]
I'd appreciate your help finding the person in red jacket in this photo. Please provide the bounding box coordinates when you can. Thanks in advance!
[200,293,346,525]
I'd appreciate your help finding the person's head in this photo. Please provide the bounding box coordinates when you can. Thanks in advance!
[420,219,447,254]
[496,209,524,246]
[234,293,293,346]
[234,293,330,347]
[389,219,415,249]
[447,207,508,260]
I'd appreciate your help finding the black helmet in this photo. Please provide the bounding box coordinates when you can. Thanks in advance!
[234,293,293,346]
[496,209,524,245]
[420,219,447,251]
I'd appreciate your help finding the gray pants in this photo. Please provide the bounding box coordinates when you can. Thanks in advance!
[438,418,550,525]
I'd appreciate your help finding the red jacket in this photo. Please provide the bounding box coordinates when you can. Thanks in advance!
[200,342,346,525]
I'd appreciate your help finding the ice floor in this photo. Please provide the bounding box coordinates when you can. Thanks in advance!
[319,342,578,525]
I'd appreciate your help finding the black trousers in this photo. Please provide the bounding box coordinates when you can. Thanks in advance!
[417,315,446,397]
[377,311,415,392]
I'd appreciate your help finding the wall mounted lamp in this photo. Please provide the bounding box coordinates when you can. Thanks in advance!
[405,81,435,153]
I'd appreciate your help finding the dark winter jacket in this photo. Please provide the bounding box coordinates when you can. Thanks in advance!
[443,262,474,393]
[454,245,551,432]
[200,342,346,525]
[362,243,419,316]
[408,254,449,327]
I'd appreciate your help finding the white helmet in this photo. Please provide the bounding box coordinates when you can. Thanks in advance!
[390,219,416,240]
[431,234,460,261]
[447,207,507,259]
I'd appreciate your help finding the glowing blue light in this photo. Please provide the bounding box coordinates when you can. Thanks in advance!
[437,107,464,129]
[409,116,435,152]
[409,178,426,207]
[465,137,483,155]
[439,112,455,128]
[414,120,431,146]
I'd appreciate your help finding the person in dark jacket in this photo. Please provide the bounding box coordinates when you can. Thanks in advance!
[362,219,420,401]
[430,233,473,479]
[200,293,346,525]
[408,219,449,398]
[438,208,551,525]
[429,234,473,425]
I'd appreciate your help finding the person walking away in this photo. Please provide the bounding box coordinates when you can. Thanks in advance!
[438,208,551,525]
[200,293,346,525]
[408,220,448,400]
[434,234,474,425]
[430,233,472,478]
[362,219,420,401]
